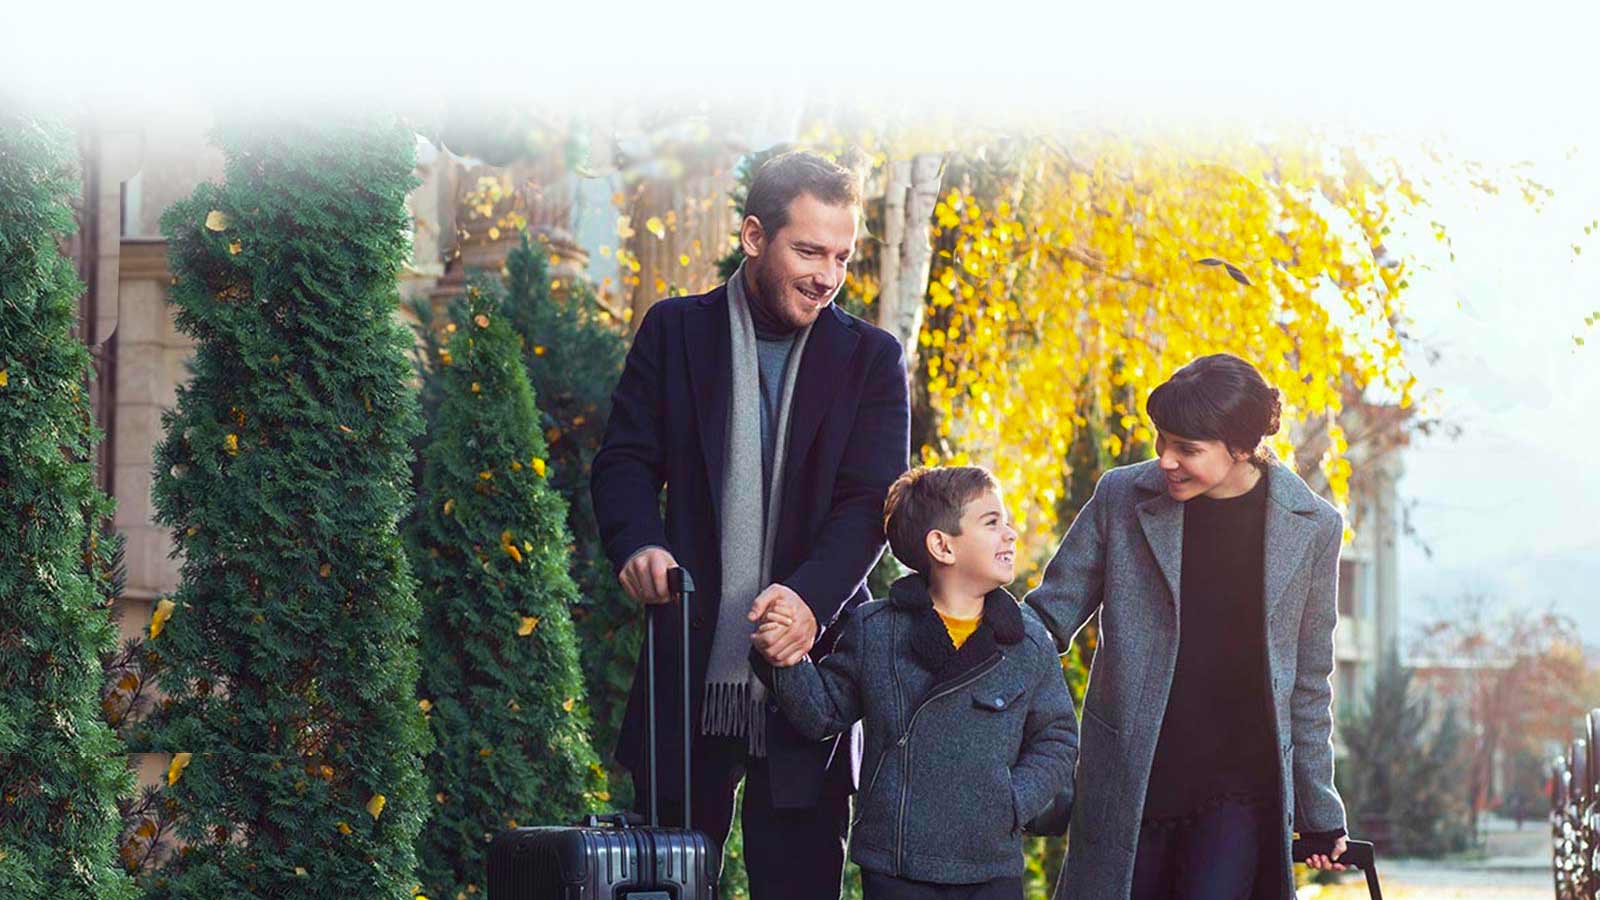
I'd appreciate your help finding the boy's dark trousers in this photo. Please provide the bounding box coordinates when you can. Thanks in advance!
[860,871,1024,899]
[633,734,851,900]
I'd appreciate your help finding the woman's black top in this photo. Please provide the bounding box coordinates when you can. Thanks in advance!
[1142,472,1279,823]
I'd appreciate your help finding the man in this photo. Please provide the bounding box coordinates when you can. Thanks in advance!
[591,150,910,898]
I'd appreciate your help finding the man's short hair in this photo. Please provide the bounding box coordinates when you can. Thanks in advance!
[743,150,861,238]
[883,466,1000,575]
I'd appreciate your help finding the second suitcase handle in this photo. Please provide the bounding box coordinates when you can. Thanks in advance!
[645,567,696,831]
[1291,838,1380,899]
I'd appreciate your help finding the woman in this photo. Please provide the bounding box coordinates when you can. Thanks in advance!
[1026,354,1349,899]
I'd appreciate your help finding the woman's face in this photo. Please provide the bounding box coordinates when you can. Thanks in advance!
[1154,430,1257,501]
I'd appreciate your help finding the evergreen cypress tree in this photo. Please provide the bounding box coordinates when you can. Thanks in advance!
[496,236,637,798]
[1338,660,1472,857]
[0,110,138,900]
[139,118,429,898]
[407,281,604,899]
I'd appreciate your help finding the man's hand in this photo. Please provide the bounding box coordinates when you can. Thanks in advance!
[747,584,817,667]
[1304,835,1349,872]
[619,547,679,605]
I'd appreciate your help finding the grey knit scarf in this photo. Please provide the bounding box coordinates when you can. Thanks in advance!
[703,265,811,757]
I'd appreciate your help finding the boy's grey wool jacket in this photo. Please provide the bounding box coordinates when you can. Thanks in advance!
[759,574,1078,885]
[1025,459,1348,900]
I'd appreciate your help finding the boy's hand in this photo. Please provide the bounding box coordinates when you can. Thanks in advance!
[748,584,816,667]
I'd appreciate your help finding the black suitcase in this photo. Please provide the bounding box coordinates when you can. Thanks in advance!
[488,568,717,899]
[1293,837,1382,900]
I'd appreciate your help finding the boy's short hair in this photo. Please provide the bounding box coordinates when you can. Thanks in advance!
[883,466,1000,575]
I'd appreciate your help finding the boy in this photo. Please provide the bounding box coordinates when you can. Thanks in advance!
[751,466,1079,899]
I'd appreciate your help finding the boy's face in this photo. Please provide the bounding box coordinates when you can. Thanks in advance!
[934,489,1017,588]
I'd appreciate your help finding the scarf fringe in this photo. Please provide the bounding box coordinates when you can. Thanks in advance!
[701,680,769,757]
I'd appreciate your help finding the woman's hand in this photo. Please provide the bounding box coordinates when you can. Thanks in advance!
[1303,835,1348,871]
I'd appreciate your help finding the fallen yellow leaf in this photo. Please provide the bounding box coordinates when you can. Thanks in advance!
[224,433,239,456]
[562,697,576,713]
[0,369,8,387]
[205,210,230,231]
[228,239,242,255]
[418,698,432,713]
[442,498,455,516]
[337,821,352,835]
[167,752,192,786]
[517,616,540,636]
[531,458,546,478]
[150,598,176,639]
[366,794,386,820]
[294,867,307,877]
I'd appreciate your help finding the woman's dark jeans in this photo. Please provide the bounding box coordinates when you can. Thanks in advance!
[1129,797,1283,900]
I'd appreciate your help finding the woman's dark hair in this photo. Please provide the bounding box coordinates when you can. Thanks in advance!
[1145,353,1283,467]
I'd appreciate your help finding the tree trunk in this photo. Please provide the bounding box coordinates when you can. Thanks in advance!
[876,153,945,367]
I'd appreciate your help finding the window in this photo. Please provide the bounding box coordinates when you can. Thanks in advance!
[1337,559,1358,616]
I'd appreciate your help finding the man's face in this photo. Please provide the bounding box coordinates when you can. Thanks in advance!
[741,192,858,330]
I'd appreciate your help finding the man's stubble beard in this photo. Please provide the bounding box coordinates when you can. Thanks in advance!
[749,256,815,331]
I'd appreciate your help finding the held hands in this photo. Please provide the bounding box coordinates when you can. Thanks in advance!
[747,584,818,668]
[618,547,680,605]
[1303,835,1349,872]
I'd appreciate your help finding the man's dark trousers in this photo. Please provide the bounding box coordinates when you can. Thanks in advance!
[634,734,852,899]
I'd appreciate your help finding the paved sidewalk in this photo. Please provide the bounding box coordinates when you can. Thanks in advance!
[1300,815,1553,900]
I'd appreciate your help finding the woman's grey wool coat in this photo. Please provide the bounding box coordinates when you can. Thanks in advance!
[1025,459,1348,899]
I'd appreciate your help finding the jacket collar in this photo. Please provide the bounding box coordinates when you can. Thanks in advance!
[1131,454,1320,514]
[1132,457,1324,614]
[889,574,1024,680]
[685,285,860,526]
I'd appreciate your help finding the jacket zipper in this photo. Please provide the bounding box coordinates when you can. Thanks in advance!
[894,652,1004,875]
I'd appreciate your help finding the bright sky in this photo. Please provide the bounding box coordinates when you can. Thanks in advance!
[1388,142,1600,644]
[7,0,1596,638]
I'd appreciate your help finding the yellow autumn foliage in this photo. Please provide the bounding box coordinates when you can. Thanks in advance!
[905,133,1419,583]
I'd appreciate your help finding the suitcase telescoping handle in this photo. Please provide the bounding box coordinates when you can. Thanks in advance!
[1292,838,1381,899]
[645,567,695,830]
